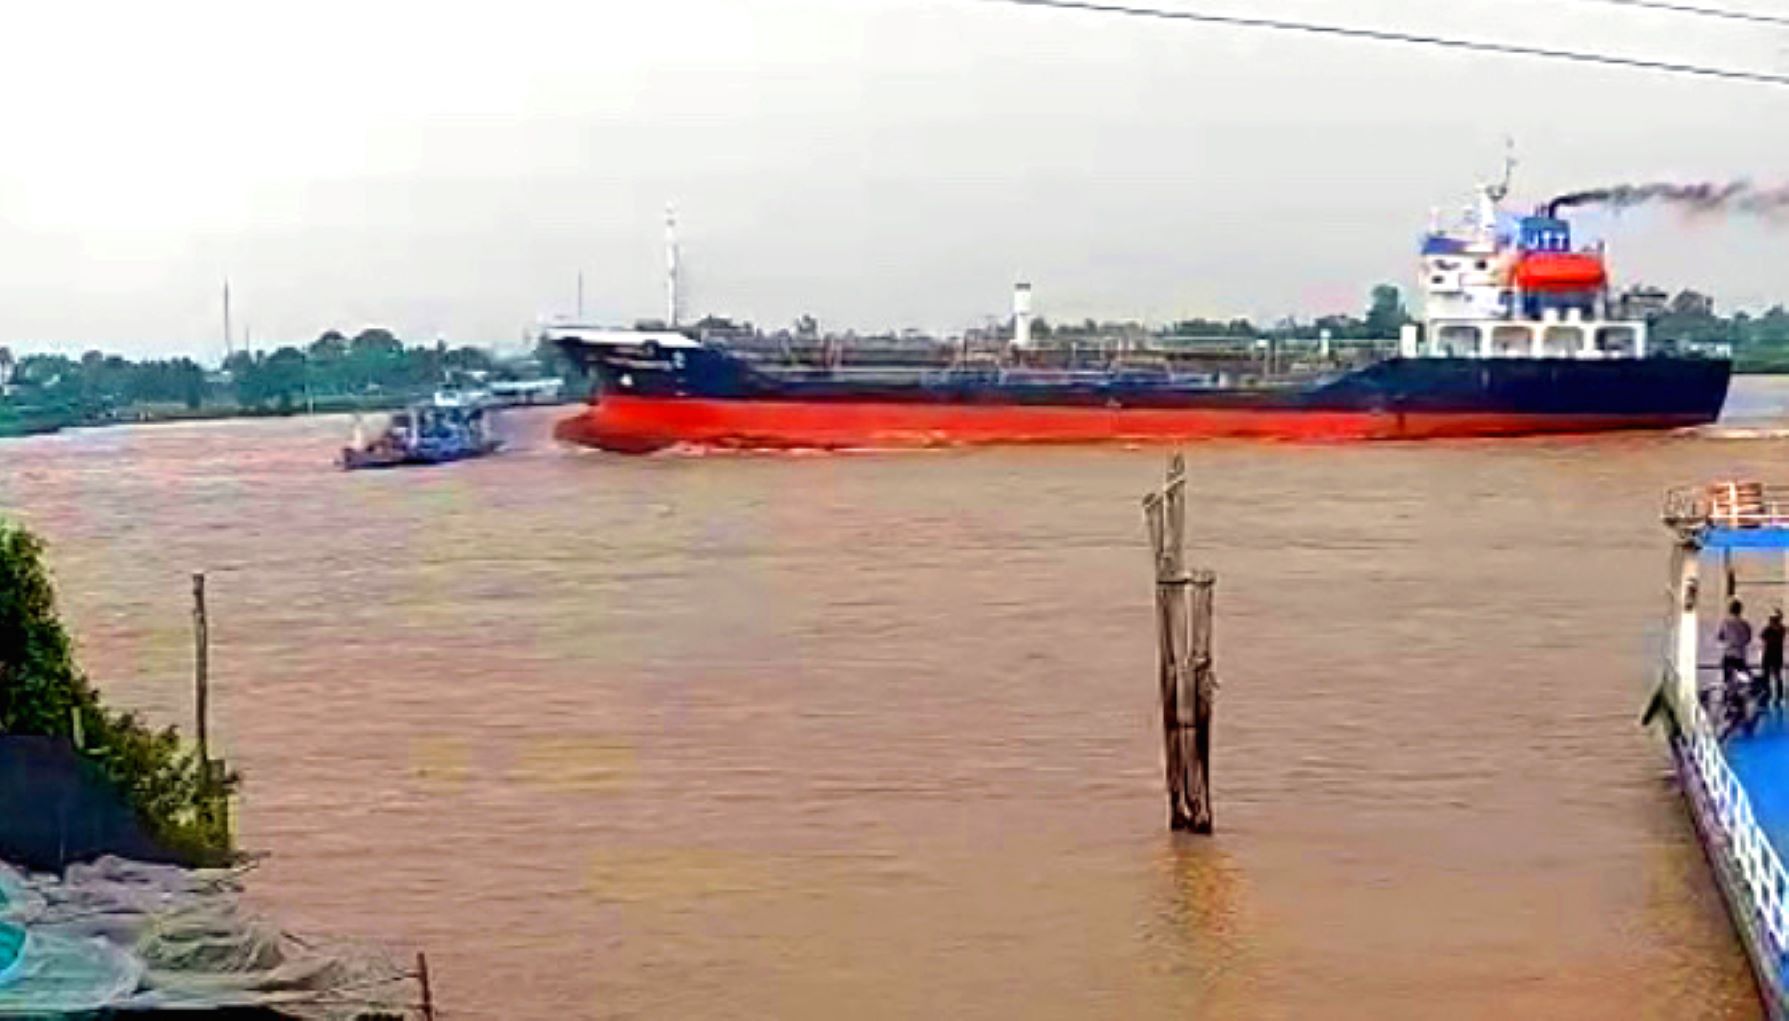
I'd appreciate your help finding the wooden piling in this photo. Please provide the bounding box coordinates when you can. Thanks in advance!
[191,571,229,839]
[1143,453,1217,833]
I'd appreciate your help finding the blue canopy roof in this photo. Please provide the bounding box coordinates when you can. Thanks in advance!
[1702,528,1789,550]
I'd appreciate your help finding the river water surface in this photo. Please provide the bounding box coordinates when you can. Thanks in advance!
[8,381,1789,1019]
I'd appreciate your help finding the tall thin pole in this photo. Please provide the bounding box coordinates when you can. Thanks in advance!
[665,203,680,328]
[192,572,209,770]
[417,952,436,1021]
[222,280,234,360]
[576,271,585,323]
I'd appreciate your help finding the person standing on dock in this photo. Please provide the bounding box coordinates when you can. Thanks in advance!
[1719,600,1755,690]
[1763,609,1786,704]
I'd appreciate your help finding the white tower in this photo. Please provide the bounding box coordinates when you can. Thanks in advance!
[665,203,681,328]
[1012,282,1034,348]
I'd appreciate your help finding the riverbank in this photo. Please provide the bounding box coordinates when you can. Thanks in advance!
[0,392,570,439]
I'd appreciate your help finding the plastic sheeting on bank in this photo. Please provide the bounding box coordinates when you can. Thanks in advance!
[0,856,410,1019]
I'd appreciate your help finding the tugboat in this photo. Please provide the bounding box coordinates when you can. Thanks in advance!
[1652,481,1789,1015]
[545,175,1731,453]
[339,392,502,470]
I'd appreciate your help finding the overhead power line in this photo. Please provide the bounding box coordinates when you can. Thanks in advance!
[977,0,1789,87]
[1575,0,1789,29]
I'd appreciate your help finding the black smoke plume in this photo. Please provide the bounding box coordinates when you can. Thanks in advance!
[1546,180,1789,218]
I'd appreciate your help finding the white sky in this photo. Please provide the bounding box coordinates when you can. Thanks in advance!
[1,0,1786,358]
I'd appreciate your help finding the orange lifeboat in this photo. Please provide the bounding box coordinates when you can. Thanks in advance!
[1513,252,1607,292]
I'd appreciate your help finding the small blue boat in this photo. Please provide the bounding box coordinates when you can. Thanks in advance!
[1653,482,1789,1015]
[341,393,502,470]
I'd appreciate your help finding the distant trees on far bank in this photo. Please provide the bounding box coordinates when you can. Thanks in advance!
[1,327,545,420]
[8,351,207,418]
[222,328,501,411]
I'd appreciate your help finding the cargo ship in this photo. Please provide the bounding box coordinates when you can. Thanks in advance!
[547,185,1731,454]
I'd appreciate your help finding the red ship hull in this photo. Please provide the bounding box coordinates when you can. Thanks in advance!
[554,395,1709,453]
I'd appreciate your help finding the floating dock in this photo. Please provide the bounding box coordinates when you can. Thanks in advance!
[1656,483,1789,1016]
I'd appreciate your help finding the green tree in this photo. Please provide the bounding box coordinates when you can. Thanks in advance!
[224,351,263,408]
[308,330,347,360]
[261,347,309,411]
[1653,289,1730,345]
[1364,284,1411,338]
[0,520,235,863]
[1754,307,1789,347]
[348,328,402,358]
[344,328,403,392]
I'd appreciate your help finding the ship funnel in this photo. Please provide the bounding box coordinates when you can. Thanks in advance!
[1012,282,1034,348]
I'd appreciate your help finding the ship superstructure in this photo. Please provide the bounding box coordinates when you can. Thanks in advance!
[1405,176,1646,361]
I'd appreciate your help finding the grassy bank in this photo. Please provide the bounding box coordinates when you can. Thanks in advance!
[1735,357,1789,375]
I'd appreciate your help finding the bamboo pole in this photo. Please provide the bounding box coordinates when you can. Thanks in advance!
[193,572,209,770]
[192,571,230,841]
[1143,453,1217,833]
[1185,570,1216,833]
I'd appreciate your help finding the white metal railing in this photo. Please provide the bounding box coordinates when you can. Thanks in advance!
[1665,482,1789,536]
[1679,687,1789,957]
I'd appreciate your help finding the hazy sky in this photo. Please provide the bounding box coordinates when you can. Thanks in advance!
[3,0,1787,358]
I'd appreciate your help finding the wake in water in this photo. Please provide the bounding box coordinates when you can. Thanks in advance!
[1692,425,1789,440]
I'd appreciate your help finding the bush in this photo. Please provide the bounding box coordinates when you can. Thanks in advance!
[0,521,236,864]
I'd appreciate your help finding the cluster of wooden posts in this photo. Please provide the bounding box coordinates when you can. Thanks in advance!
[1143,453,1217,833]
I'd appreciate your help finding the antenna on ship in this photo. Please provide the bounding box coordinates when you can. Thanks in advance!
[1488,136,1517,203]
[665,202,681,328]
[576,270,585,323]
[1473,137,1517,237]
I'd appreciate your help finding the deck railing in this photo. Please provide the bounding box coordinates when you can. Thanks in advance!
[1678,678,1789,956]
[1665,482,1789,536]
